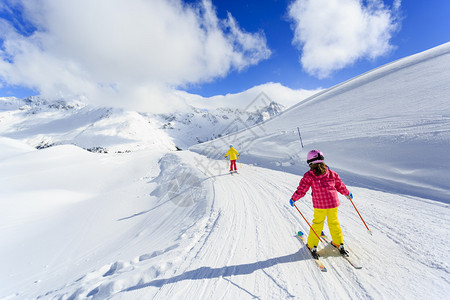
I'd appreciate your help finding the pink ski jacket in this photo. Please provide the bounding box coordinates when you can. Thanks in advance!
[292,168,350,209]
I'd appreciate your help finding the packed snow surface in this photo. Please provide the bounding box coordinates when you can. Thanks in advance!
[0,43,449,299]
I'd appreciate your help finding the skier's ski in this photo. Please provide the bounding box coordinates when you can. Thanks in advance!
[321,234,362,269]
[229,170,239,175]
[296,231,327,272]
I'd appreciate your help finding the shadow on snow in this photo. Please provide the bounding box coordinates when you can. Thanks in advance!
[122,250,306,293]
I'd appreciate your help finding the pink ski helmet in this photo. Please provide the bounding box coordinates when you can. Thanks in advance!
[307,150,324,165]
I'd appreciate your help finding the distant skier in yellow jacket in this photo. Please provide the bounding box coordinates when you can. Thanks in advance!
[224,145,239,172]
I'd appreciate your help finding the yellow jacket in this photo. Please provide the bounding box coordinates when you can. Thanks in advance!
[225,147,239,160]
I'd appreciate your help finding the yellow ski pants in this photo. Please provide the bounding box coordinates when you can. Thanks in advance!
[307,207,343,248]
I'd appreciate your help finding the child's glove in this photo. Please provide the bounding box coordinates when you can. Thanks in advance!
[346,192,353,200]
[289,199,296,207]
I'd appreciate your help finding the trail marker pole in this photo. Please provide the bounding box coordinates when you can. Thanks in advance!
[297,127,304,148]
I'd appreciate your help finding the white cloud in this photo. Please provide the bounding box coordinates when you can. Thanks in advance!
[288,0,401,78]
[0,0,271,113]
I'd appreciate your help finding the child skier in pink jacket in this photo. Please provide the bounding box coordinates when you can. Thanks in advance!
[290,150,353,258]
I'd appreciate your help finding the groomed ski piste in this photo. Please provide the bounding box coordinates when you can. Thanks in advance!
[1,43,449,299]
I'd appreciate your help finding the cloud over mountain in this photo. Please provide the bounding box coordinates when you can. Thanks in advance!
[0,0,271,113]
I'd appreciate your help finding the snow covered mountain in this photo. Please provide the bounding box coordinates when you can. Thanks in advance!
[1,43,449,300]
[0,96,176,153]
[0,93,288,152]
[154,100,285,147]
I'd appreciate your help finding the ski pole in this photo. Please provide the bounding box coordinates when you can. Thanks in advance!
[347,196,372,235]
[238,155,242,168]
[293,203,324,244]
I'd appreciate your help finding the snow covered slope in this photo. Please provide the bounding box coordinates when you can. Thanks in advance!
[191,42,450,203]
[1,43,449,299]
[1,141,448,299]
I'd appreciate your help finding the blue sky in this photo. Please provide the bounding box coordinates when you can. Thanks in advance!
[186,0,450,96]
[0,0,449,110]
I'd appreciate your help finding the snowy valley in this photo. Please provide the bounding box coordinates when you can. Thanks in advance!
[0,43,449,299]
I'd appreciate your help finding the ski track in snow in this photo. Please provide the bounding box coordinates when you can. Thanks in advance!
[30,151,448,300]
